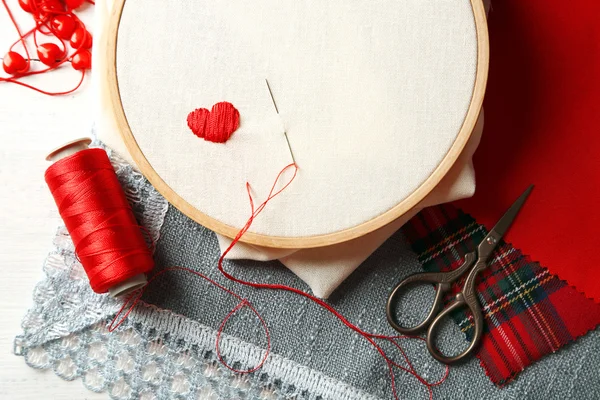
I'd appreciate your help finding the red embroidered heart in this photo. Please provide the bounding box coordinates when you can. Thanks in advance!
[187,102,240,143]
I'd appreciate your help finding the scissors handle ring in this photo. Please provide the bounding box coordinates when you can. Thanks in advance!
[425,291,484,364]
[386,253,477,336]
[386,275,449,335]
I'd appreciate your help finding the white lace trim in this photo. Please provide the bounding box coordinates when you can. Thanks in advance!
[126,304,381,400]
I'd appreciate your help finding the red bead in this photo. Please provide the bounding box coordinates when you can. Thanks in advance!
[2,51,29,75]
[71,50,91,71]
[37,43,64,67]
[51,15,77,40]
[64,0,85,10]
[18,0,32,13]
[70,27,92,50]
[39,0,64,13]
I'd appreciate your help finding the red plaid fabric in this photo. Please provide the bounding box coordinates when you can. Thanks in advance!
[402,204,600,385]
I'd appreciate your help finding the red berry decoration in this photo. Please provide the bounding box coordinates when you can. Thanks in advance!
[37,43,64,67]
[64,0,85,10]
[71,50,91,71]
[70,27,92,49]
[51,15,76,40]
[2,51,29,75]
[18,0,32,13]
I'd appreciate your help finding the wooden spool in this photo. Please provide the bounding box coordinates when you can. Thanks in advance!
[106,0,489,249]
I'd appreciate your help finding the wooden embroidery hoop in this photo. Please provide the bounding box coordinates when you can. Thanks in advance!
[105,0,489,249]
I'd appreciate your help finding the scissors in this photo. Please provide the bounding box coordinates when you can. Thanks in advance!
[386,185,533,364]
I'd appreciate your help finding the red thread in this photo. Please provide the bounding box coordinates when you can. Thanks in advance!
[109,163,448,399]
[187,102,241,143]
[1,0,91,95]
[215,163,449,400]
[108,267,271,374]
[45,148,154,293]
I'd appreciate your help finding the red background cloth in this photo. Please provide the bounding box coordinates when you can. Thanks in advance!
[457,0,600,301]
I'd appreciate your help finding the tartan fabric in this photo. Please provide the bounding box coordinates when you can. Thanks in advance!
[402,204,600,385]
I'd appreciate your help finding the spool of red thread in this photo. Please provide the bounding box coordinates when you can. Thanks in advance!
[45,138,153,297]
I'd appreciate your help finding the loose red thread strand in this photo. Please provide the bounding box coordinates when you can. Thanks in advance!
[108,266,271,374]
[1,0,90,95]
[215,163,449,400]
[109,163,448,400]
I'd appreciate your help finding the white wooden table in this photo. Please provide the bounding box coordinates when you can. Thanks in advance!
[0,3,105,398]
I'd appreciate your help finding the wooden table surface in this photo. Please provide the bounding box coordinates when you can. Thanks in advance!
[0,3,105,398]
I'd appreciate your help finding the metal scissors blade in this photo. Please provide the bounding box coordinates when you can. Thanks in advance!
[477,185,534,261]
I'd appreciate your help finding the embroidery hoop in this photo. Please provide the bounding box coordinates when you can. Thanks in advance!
[106,0,489,249]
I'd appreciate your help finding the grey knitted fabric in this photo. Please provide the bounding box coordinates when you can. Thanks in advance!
[15,143,600,400]
[142,206,600,400]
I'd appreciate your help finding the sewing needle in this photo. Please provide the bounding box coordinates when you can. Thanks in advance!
[265,79,296,165]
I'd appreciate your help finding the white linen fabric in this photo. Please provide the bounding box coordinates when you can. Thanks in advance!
[95,0,489,298]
